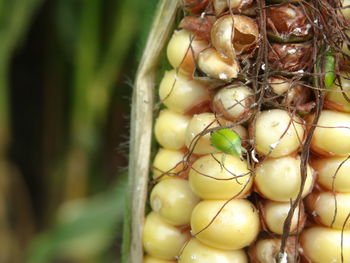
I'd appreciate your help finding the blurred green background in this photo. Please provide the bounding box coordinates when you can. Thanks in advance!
[0,0,157,262]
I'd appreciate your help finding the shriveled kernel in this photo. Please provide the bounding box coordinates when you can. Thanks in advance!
[261,200,304,235]
[211,15,259,58]
[189,153,252,199]
[252,109,305,157]
[191,199,260,250]
[154,109,190,150]
[143,212,190,260]
[212,84,254,122]
[254,156,314,202]
[268,76,291,96]
[306,191,350,229]
[144,255,176,263]
[325,73,350,113]
[179,238,248,263]
[159,70,210,114]
[197,48,240,81]
[310,110,350,156]
[167,29,208,75]
[249,237,298,263]
[152,148,185,181]
[311,156,350,193]
[150,178,200,226]
[301,227,350,263]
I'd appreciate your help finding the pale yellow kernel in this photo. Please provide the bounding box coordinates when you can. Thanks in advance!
[253,109,305,157]
[179,238,248,263]
[152,148,185,181]
[312,156,350,193]
[185,112,244,155]
[262,200,303,235]
[144,255,175,263]
[325,73,350,113]
[150,178,200,226]
[159,70,210,114]
[189,153,252,199]
[310,110,350,156]
[167,29,208,75]
[301,227,350,263]
[143,212,190,260]
[307,191,350,229]
[254,156,314,202]
[191,199,260,250]
[154,109,190,150]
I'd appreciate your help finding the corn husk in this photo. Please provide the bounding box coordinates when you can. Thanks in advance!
[127,1,181,262]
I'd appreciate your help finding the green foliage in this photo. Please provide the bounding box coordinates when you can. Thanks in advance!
[0,0,159,261]
[28,174,128,263]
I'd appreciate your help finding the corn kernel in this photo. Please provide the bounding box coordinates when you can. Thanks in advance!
[179,238,248,263]
[190,199,260,250]
[254,156,314,202]
[150,178,200,226]
[252,109,305,157]
[189,153,252,199]
[154,109,190,150]
[143,212,190,260]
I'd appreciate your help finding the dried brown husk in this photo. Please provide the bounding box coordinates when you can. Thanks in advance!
[183,0,211,14]
[266,3,312,42]
[268,42,313,72]
[179,16,215,41]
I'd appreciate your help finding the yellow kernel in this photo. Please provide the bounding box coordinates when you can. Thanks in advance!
[143,212,190,260]
[310,110,350,156]
[159,70,210,114]
[262,200,303,235]
[301,227,350,263]
[191,199,260,250]
[325,72,350,113]
[307,191,350,229]
[144,255,175,263]
[312,156,350,193]
[167,29,208,75]
[185,112,240,155]
[154,109,190,150]
[254,156,314,202]
[253,109,305,157]
[189,153,252,199]
[179,238,248,263]
[152,148,185,181]
[150,178,200,226]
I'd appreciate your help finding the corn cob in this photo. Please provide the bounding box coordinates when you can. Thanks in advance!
[130,0,350,262]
